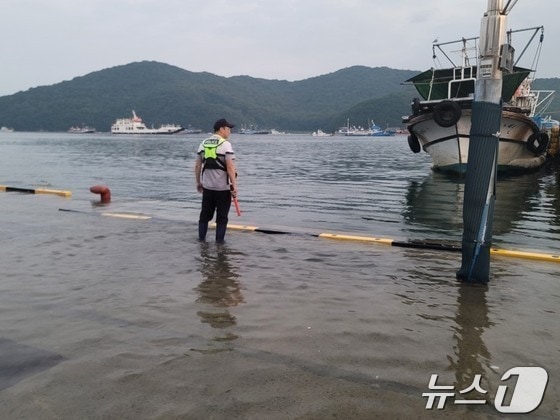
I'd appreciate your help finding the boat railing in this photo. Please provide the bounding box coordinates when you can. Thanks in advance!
[449,65,477,100]
[528,89,555,117]
[425,64,477,101]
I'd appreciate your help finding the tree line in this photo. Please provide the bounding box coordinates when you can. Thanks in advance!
[0,61,558,132]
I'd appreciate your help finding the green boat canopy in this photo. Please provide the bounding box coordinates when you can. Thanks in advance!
[406,66,531,102]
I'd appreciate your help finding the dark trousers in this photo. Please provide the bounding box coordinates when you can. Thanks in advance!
[199,188,231,241]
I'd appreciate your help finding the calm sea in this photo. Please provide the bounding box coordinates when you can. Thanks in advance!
[1,131,559,419]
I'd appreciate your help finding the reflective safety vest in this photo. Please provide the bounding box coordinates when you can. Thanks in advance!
[202,136,227,172]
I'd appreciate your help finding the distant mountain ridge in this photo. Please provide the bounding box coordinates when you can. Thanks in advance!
[0,61,558,132]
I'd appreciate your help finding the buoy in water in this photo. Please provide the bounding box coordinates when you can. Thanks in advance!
[90,185,111,203]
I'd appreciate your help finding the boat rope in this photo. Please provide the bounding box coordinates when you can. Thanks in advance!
[530,29,544,80]
[511,26,544,71]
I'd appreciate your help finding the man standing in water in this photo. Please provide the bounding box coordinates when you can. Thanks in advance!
[195,119,238,243]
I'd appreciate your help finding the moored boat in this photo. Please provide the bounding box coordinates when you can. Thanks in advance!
[183,125,202,134]
[111,111,185,135]
[535,115,560,158]
[312,129,333,137]
[402,26,554,175]
[238,124,271,135]
[68,125,95,134]
[342,119,395,137]
[370,122,395,137]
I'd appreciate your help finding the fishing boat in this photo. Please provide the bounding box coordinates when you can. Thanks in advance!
[535,115,560,158]
[111,111,185,135]
[68,125,95,134]
[370,122,395,137]
[183,125,202,134]
[402,26,554,175]
[342,119,395,137]
[344,125,370,136]
[238,124,271,135]
[0,126,14,133]
[311,129,333,137]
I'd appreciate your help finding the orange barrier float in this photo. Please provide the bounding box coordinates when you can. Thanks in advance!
[90,185,111,203]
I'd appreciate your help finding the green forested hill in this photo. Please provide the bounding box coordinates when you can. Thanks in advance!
[0,61,558,132]
[0,62,419,132]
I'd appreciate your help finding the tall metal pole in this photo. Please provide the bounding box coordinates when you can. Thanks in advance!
[457,0,511,283]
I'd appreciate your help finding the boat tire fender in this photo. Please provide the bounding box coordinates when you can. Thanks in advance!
[527,132,549,155]
[408,133,421,153]
[433,100,462,128]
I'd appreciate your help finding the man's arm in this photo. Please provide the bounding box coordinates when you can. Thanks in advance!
[195,155,203,193]
[226,159,237,197]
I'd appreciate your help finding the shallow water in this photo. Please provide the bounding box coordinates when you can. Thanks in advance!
[0,132,559,418]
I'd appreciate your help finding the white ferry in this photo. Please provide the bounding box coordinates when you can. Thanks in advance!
[111,111,185,135]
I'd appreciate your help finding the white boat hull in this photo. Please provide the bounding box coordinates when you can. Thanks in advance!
[111,129,184,134]
[409,109,545,174]
[68,127,95,134]
[111,111,185,135]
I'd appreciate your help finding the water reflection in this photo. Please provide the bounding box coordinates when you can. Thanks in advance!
[403,171,542,237]
[449,285,493,397]
[91,201,110,208]
[543,161,560,228]
[195,243,244,342]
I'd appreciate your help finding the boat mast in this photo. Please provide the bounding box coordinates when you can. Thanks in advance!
[457,0,512,284]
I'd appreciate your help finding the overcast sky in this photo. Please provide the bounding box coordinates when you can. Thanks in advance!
[1,0,558,97]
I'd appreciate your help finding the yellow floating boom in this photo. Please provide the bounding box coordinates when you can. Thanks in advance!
[319,232,394,245]
[101,212,152,220]
[490,247,560,263]
[1,185,71,197]
[60,212,559,264]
